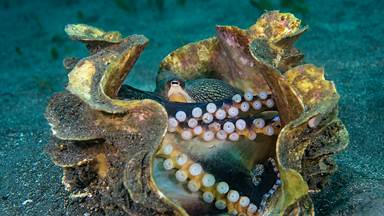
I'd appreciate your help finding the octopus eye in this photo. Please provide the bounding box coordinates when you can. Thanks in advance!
[169,79,185,88]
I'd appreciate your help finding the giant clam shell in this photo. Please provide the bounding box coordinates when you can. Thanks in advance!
[45,11,348,215]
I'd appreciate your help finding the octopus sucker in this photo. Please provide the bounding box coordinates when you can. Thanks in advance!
[156,143,281,215]
[45,11,348,216]
[163,90,280,142]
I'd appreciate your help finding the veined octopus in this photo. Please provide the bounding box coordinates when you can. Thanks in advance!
[45,11,348,216]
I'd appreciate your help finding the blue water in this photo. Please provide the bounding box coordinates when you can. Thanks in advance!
[0,0,383,215]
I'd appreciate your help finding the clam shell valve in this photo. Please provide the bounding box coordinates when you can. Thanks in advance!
[45,11,349,215]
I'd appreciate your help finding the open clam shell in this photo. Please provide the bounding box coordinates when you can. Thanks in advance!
[45,11,348,216]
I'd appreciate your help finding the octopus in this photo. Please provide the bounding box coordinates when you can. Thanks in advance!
[119,82,281,214]
[45,11,349,216]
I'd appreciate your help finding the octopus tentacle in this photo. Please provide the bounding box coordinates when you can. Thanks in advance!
[118,84,281,142]
[157,143,281,215]
[166,90,280,142]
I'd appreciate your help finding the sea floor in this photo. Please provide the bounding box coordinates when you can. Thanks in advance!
[0,0,383,215]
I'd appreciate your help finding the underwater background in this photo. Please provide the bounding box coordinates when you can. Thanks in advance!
[0,0,383,215]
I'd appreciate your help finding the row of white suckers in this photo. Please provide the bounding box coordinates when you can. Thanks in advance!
[159,143,281,216]
[168,91,277,141]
